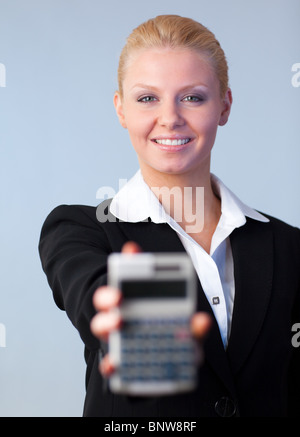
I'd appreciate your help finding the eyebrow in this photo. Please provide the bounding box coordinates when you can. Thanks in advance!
[130,83,209,92]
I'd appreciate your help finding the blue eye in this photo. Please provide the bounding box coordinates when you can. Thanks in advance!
[137,96,157,103]
[182,95,204,102]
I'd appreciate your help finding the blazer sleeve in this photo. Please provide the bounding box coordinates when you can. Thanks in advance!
[289,228,300,415]
[38,204,112,351]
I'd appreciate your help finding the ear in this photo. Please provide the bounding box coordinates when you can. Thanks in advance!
[219,88,232,126]
[113,91,127,129]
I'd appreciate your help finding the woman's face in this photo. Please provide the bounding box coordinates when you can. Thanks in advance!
[114,48,232,179]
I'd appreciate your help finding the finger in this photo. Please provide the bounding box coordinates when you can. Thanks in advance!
[99,354,116,377]
[93,286,122,311]
[122,241,142,254]
[90,311,122,341]
[190,312,212,340]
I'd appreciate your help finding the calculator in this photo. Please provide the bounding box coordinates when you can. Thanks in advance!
[107,252,198,396]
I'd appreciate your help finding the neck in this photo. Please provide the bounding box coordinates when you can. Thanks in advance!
[140,160,212,192]
[140,162,221,240]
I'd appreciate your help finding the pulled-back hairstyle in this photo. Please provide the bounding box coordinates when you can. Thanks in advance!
[118,15,229,98]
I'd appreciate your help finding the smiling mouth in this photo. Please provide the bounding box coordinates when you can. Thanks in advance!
[153,138,191,146]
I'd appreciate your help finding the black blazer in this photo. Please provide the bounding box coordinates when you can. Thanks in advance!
[38,202,300,417]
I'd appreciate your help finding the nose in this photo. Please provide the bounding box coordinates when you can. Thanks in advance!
[158,98,185,129]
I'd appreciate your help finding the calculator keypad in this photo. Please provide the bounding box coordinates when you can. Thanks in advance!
[119,318,196,383]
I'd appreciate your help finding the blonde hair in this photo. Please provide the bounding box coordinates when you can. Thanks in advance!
[118,15,229,98]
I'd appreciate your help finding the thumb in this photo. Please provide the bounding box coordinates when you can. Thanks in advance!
[121,241,142,254]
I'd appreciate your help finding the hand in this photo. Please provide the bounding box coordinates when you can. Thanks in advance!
[90,242,212,377]
[90,241,141,376]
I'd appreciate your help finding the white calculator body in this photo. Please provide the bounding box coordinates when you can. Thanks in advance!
[107,252,198,396]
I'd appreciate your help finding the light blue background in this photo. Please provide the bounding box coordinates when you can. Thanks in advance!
[0,0,299,416]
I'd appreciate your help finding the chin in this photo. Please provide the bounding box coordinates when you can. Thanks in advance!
[154,165,193,177]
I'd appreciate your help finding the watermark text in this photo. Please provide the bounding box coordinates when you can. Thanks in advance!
[291,323,300,347]
[0,63,6,88]
[0,323,6,347]
[96,179,205,233]
[291,63,300,88]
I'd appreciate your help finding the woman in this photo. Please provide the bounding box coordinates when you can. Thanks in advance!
[39,15,300,417]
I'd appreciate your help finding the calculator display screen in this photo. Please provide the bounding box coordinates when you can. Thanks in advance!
[121,280,186,299]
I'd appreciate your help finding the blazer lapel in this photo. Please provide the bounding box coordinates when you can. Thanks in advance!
[196,283,237,396]
[226,219,273,373]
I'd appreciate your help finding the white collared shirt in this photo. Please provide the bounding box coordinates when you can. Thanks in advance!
[110,170,269,348]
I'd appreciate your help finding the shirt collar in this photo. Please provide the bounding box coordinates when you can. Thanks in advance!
[210,173,269,227]
[109,169,269,226]
[109,170,168,223]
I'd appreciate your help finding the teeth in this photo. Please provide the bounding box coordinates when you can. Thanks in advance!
[155,138,190,146]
